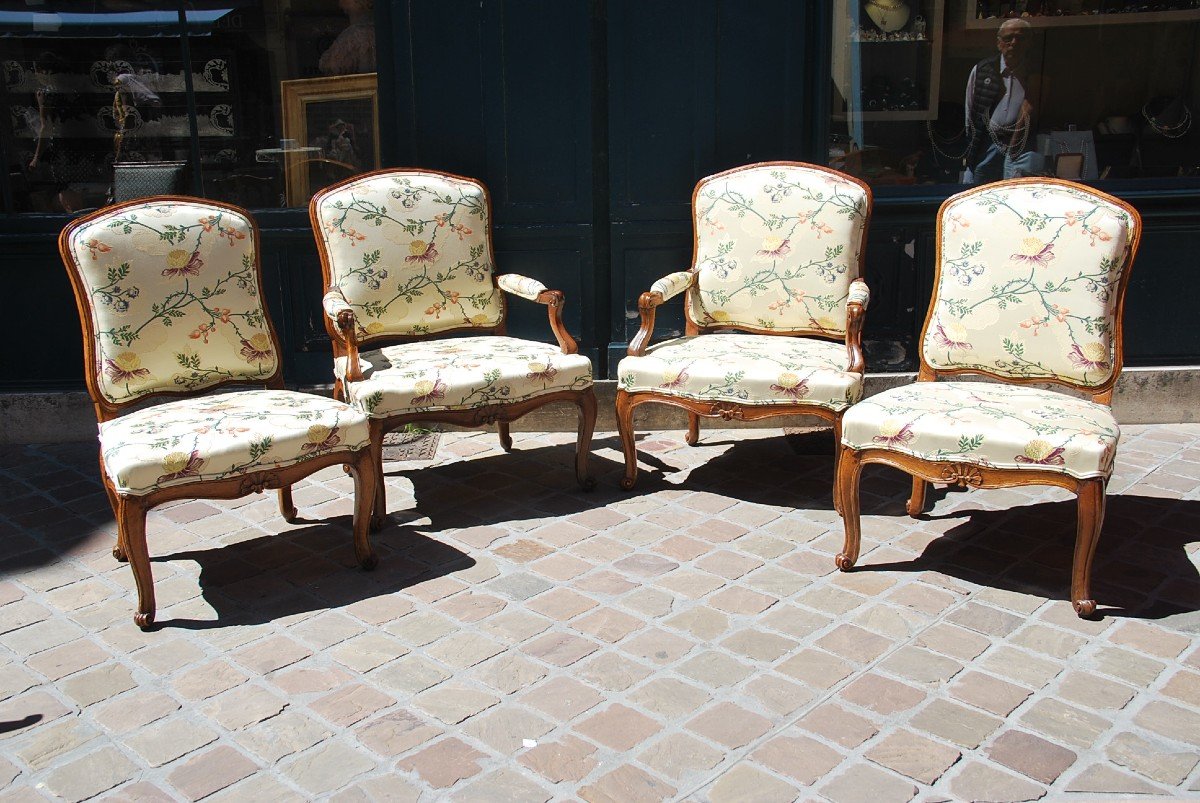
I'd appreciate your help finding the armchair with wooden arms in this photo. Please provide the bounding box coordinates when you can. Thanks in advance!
[834,178,1142,617]
[310,169,597,521]
[59,197,379,628]
[615,162,873,491]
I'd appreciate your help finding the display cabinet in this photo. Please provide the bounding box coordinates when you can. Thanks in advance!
[833,0,946,121]
[966,1,1200,28]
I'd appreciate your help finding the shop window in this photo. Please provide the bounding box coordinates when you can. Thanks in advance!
[0,1,379,213]
[830,0,1200,188]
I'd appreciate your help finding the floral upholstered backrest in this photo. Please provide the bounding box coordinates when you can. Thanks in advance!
[312,170,503,341]
[924,180,1139,388]
[62,199,279,407]
[687,163,870,337]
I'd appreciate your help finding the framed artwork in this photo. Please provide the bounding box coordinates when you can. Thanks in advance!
[280,72,379,206]
[1054,151,1084,180]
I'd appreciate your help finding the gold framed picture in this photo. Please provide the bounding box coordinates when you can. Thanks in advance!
[280,72,380,206]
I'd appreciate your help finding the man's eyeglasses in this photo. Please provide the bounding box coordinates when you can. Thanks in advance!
[998,33,1026,42]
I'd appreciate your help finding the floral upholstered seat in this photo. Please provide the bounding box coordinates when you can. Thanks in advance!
[100,390,370,495]
[310,169,597,518]
[834,178,1141,618]
[60,197,379,628]
[615,162,872,489]
[619,335,861,411]
[841,382,1119,480]
[336,337,592,417]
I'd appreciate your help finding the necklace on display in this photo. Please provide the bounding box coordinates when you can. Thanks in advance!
[926,120,970,162]
[865,0,911,32]
[1142,100,1192,139]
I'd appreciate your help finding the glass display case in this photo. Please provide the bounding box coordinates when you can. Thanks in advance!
[0,1,379,213]
[833,0,946,121]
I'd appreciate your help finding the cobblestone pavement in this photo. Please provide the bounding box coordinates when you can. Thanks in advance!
[1,423,1199,802]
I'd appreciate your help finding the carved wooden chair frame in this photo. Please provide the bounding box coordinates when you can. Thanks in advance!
[60,196,379,628]
[834,177,1142,617]
[309,168,598,523]
[616,161,873,490]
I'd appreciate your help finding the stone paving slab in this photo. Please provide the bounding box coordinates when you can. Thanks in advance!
[0,424,1198,801]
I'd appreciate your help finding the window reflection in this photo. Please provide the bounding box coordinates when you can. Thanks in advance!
[831,0,1200,187]
[0,1,378,212]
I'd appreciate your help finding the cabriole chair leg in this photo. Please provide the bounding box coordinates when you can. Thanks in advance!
[278,485,298,522]
[1071,478,1106,618]
[686,412,701,446]
[498,421,513,452]
[835,446,864,571]
[906,477,928,517]
[575,389,597,491]
[615,392,640,491]
[117,497,155,629]
[350,448,379,570]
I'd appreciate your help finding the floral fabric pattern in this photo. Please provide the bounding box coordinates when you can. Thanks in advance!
[64,201,278,404]
[687,164,869,336]
[847,279,870,308]
[618,334,861,410]
[497,274,547,301]
[841,381,1120,480]
[323,290,354,321]
[339,336,593,417]
[313,172,504,341]
[651,271,693,301]
[100,390,371,495]
[926,182,1135,387]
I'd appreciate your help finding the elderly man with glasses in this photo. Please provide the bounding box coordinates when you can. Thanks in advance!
[964,18,1039,184]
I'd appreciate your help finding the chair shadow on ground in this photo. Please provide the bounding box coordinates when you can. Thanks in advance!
[150,518,473,629]
[847,488,1200,629]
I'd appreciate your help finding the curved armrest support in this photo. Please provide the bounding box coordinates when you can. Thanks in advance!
[497,275,578,354]
[844,279,869,375]
[628,270,695,357]
[497,273,548,301]
[322,289,363,382]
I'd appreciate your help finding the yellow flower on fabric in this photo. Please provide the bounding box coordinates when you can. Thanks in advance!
[1081,342,1107,362]
[776,372,801,389]
[409,240,428,256]
[528,362,547,374]
[413,380,435,396]
[816,316,838,331]
[103,351,151,383]
[162,452,190,474]
[469,313,492,325]
[710,311,731,323]
[878,420,903,439]
[1015,438,1066,466]
[1023,439,1055,461]
[166,249,190,268]
[306,424,332,445]
[1019,237,1043,256]
[365,322,385,335]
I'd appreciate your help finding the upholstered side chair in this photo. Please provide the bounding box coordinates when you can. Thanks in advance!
[616,161,872,490]
[310,169,597,520]
[835,178,1141,617]
[60,197,379,629]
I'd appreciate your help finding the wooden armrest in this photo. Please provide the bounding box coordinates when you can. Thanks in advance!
[627,270,694,357]
[322,289,363,381]
[844,279,869,375]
